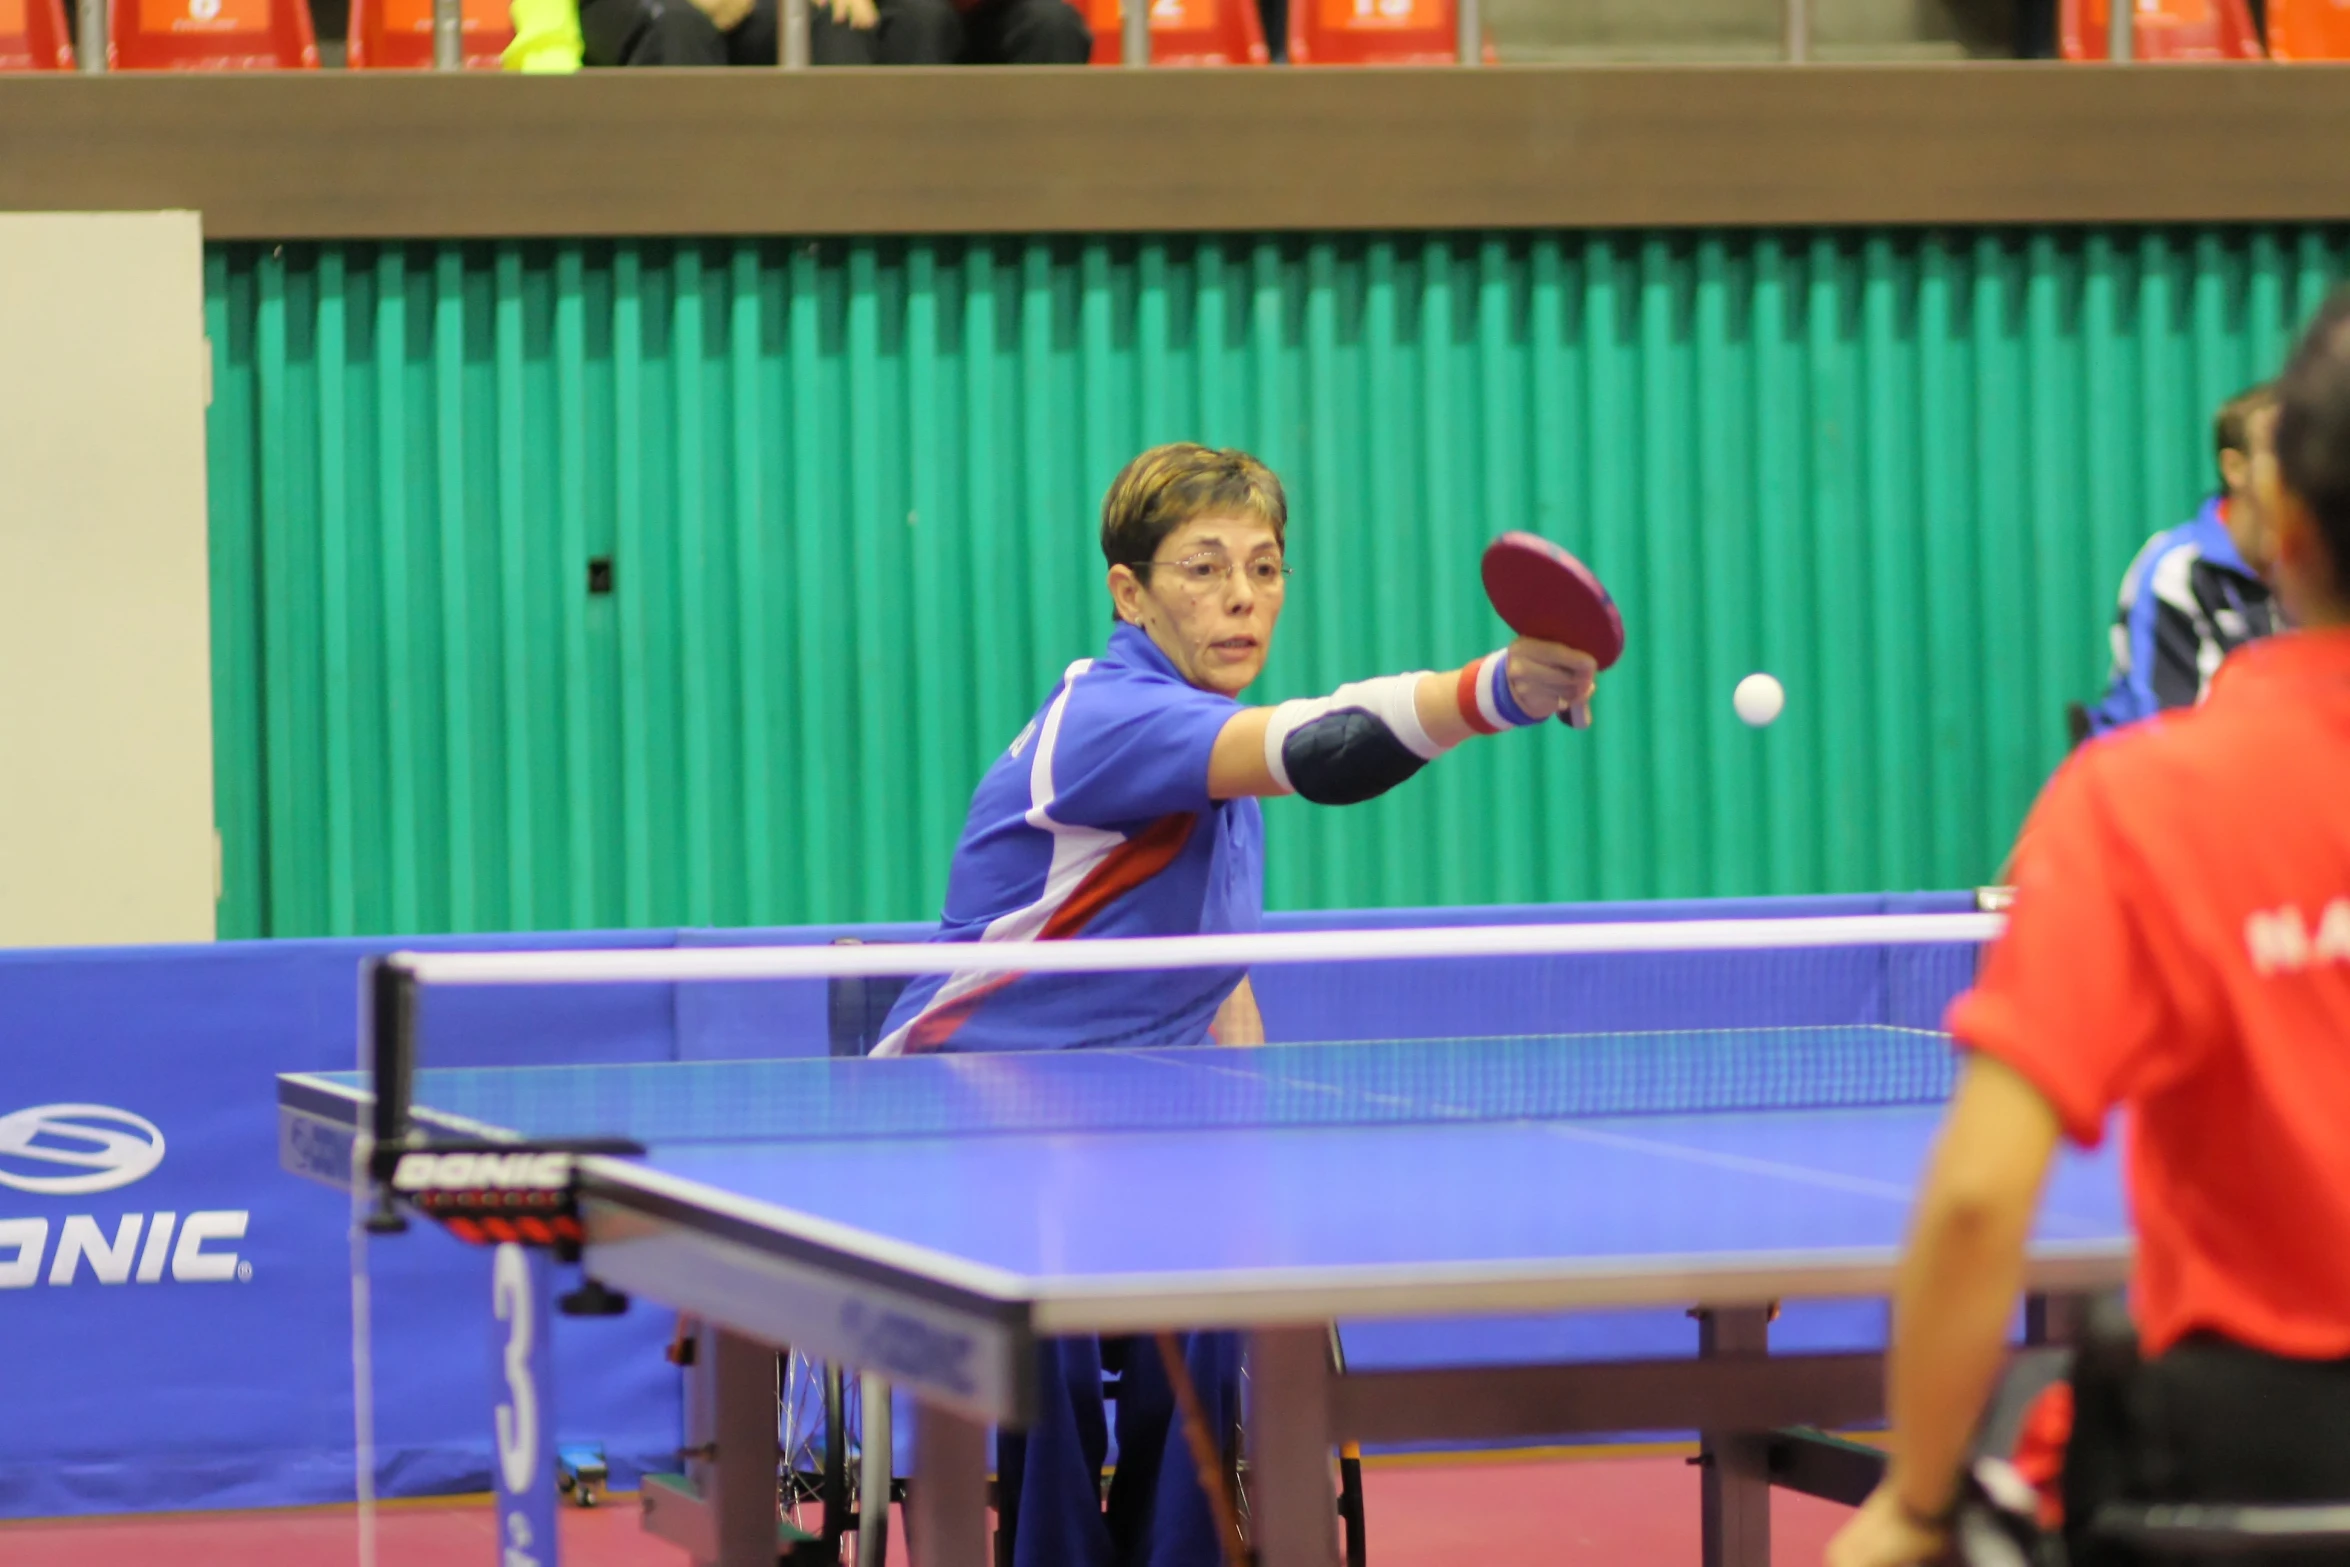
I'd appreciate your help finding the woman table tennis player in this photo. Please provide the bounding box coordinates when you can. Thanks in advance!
[1830,295,2350,1567]
[874,443,1597,1567]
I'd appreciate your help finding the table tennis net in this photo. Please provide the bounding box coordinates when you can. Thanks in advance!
[380,914,1995,1144]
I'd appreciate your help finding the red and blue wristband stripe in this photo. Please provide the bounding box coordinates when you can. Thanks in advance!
[1456,651,1542,734]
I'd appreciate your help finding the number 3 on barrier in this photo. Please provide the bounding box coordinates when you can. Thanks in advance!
[492,1244,560,1567]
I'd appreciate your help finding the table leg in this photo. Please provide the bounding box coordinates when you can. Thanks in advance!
[708,1328,782,1567]
[1248,1326,1340,1567]
[909,1398,989,1567]
[1696,1307,1772,1567]
[858,1375,893,1567]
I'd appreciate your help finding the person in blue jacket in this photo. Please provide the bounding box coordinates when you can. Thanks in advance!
[2082,385,2283,738]
[878,442,1600,1567]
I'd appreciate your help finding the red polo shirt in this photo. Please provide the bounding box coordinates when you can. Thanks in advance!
[1950,628,2350,1360]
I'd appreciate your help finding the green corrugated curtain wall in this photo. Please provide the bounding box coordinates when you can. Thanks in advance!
[204,228,2346,939]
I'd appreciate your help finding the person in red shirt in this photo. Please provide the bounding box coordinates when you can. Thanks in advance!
[1828,292,2350,1567]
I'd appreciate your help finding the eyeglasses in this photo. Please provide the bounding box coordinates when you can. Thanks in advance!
[1134,553,1293,595]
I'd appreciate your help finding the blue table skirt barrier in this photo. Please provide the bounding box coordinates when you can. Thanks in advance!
[0,892,1969,1517]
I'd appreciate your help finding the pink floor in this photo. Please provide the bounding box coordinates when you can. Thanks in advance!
[0,1450,1857,1566]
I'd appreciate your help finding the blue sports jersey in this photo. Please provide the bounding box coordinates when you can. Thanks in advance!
[2084,497,2281,737]
[875,622,1265,1055]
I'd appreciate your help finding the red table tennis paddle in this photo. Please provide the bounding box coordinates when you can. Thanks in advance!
[1481,532,1624,729]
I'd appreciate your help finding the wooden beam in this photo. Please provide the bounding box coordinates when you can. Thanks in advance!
[3,65,2348,240]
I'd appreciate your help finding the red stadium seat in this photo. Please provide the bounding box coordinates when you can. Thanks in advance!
[2266,0,2350,57]
[2058,0,2263,59]
[347,0,510,67]
[0,0,75,68]
[1287,0,1490,64]
[109,0,317,66]
[1083,0,1265,66]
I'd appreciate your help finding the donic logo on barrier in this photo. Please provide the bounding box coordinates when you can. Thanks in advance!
[0,1104,250,1289]
[0,1104,167,1195]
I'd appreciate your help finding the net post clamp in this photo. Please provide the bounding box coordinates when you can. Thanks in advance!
[384,1135,648,1256]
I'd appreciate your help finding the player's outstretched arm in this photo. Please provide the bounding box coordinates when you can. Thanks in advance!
[1206,637,1596,802]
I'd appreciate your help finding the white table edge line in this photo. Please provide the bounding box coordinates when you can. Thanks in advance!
[580,1157,1036,1304]
[281,1071,370,1103]
[1020,1240,2136,1302]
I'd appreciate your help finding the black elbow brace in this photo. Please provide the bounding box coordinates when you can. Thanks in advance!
[1278,709,1432,806]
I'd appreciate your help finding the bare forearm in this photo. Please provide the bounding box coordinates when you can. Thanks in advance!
[1885,1194,2035,1515]
[1414,665,1481,749]
[1829,1061,2066,1567]
[1882,1057,2062,1517]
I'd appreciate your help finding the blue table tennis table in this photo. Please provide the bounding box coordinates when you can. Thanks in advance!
[278,1022,2131,1567]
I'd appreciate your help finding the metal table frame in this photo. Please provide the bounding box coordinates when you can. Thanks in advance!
[282,1069,2127,1567]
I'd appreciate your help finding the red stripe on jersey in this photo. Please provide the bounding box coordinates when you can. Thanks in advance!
[1039,813,1197,939]
[903,812,1200,1054]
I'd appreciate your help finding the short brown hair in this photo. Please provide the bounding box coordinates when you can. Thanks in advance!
[1100,444,1286,569]
[2214,382,2275,486]
[2273,290,2350,596]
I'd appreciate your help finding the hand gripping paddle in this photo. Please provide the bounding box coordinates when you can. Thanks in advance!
[1480,532,1624,729]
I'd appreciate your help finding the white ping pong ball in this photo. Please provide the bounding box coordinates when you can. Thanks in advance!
[1734,673,1785,728]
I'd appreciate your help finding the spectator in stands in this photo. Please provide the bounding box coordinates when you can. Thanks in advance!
[827,0,1090,61]
[2079,384,2283,739]
[579,0,1087,66]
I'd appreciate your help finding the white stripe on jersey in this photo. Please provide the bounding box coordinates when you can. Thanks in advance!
[871,660,1122,1057]
[2149,545,2226,699]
